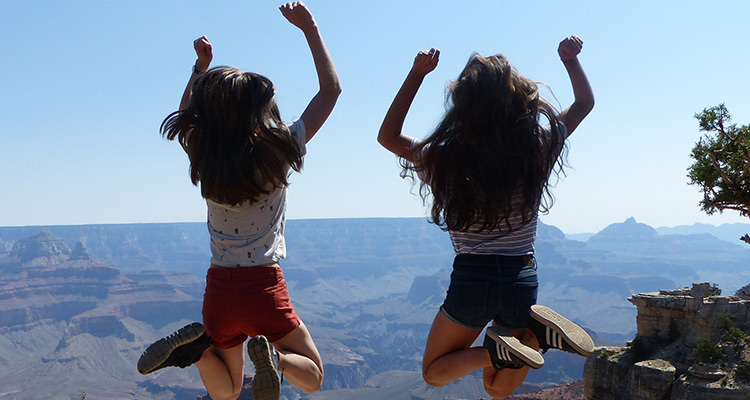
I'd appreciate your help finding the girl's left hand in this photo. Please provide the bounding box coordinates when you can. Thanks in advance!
[194,36,213,71]
[558,35,583,62]
[280,2,316,31]
[412,48,440,77]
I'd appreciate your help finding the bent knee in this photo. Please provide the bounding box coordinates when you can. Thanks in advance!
[484,384,514,399]
[299,370,324,394]
[212,392,241,400]
[422,370,447,388]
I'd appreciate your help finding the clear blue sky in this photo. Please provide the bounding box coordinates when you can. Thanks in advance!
[2,1,750,233]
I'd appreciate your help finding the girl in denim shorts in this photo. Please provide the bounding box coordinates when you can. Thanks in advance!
[136,3,341,400]
[378,37,595,398]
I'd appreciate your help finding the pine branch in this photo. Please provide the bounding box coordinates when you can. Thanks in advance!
[708,149,739,193]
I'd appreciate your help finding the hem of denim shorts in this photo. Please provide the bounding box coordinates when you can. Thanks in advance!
[490,318,530,332]
[439,306,488,330]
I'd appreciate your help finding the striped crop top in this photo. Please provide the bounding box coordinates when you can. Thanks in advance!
[411,123,565,256]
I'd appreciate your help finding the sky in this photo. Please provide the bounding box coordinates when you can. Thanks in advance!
[2,1,750,234]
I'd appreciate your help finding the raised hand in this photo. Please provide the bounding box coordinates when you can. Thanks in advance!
[377,48,439,159]
[558,35,583,62]
[280,1,316,32]
[412,48,440,77]
[555,35,593,136]
[281,1,341,143]
[193,36,213,72]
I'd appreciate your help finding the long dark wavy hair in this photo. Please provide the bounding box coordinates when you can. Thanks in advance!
[161,67,304,205]
[403,54,567,232]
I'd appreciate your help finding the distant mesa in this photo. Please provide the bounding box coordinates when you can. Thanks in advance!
[537,222,568,242]
[68,242,91,260]
[589,217,657,241]
[10,232,71,264]
[1,233,121,281]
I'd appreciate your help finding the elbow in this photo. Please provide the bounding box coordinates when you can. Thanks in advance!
[377,135,400,157]
[377,131,387,147]
[577,96,595,117]
[583,93,595,113]
[377,128,393,150]
[585,96,595,113]
[325,80,343,98]
[317,79,342,104]
[333,80,343,96]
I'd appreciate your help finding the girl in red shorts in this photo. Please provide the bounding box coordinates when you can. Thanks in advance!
[137,3,341,400]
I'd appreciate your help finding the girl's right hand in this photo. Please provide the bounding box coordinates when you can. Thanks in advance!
[280,2,316,32]
[558,36,582,62]
[412,48,440,77]
[193,36,213,72]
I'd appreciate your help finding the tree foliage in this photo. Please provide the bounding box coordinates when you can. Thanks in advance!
[688,104,750,218]
[692,339,723,363]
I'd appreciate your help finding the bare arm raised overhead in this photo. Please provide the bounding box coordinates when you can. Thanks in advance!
[280,1,341,143]
[378,48,440,160]
[179,36,213,111]
[556,35,594,137]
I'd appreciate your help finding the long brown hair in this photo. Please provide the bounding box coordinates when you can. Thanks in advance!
[161,67,304,205]
[403,54,567,232]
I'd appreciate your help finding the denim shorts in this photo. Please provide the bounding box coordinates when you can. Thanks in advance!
[440,254,538,330]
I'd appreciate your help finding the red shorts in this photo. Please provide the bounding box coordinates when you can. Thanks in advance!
[202,265,300,349]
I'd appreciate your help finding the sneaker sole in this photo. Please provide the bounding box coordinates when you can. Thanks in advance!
[247,336,281,400]
[486,327,545,369]
[137,323,204,375]
[530,305,594,356]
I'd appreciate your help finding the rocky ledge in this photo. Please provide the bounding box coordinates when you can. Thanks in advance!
[584,282,750,400]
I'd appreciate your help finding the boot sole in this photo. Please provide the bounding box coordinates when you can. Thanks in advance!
[486,327,545,369]
[530,305,594,356]
[247,336,281,400]
[137,322,204,375]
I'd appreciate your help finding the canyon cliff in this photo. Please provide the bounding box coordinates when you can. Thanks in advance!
[585,283,750,400]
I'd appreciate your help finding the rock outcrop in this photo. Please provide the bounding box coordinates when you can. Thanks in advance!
[584,283,750,399]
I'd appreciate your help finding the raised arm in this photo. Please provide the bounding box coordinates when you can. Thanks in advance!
[179,36,213,111]
[280,1,341,143]
[378,48,440,160]
[556,36,594,137]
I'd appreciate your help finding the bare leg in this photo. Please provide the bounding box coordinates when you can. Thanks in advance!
[422,312,541,398]
[272,321,324,394]
[194,344,245,400]
[422,311,487,387]
[482,328,540,399]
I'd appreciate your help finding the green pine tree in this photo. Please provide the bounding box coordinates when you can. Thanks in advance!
[688,104,750,245]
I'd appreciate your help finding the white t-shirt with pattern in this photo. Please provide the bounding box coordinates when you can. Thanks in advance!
[207,120,306,267]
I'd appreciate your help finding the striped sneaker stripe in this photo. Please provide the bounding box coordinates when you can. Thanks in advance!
[503,345,511,361]
[498,343,509,361]
[545,327,564,350]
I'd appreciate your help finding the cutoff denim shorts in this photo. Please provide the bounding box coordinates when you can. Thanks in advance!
[440,253,539,330]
